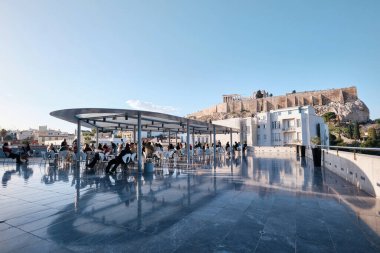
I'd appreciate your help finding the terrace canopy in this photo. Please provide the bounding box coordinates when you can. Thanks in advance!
[50,108,239,171]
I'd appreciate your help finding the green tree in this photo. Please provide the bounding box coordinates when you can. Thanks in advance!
[256,90,263,98]
[353,121,360,140]
[375,119,380,124]
[329,133,337,145]
[347,123,354,139]
[0,129,7,142]
[292,90,296,93]
[368,127,377,140]
[322,112,336,123]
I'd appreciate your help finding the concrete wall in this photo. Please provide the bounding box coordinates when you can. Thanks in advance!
[321,149,380,198]
[213,118,242,146]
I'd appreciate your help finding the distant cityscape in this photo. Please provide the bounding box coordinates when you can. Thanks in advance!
[0,125,134,146]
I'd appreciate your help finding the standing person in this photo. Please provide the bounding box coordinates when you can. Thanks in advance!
[111,142,117,154]
[60,139,68,151]
[105,144,132,174]
[22,141,33,157]
[61,138,67,147]
[2,142,23,164]
[47,143,57,159]
[72,139,78,153]
[225,142,230,154]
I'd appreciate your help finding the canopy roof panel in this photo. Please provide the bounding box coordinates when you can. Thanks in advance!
[50,108,239,134]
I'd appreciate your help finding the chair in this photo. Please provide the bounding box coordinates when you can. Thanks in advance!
[57,150,68,167]
[122,153,132,164]
[40,151,51,165]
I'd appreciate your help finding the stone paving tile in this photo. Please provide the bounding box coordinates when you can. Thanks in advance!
[1,156,380,252]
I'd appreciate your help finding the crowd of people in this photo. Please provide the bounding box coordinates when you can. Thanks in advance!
[2,138,247,171]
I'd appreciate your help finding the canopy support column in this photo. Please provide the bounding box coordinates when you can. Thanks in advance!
[186,119,190,164]
[133,125,136,143]
[75,118,81,210]
[96,127,99,147]
[230,128,233,157]
[137,112,142,173]
[213,125,216,169]
[192,127,195,148]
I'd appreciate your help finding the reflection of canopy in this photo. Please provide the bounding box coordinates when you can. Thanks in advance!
[50,108,239,134]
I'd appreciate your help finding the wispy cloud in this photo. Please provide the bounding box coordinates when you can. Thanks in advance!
[126,99,180,115]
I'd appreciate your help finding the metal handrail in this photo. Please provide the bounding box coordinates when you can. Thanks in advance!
[317,145,380,152]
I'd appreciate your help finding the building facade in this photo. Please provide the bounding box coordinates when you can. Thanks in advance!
[213,106,329,148]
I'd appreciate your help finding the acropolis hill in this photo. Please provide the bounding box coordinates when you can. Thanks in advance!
[187,86,369,123]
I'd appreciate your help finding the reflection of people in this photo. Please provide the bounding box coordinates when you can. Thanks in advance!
[2,170,16,186]
[2,142,23,163]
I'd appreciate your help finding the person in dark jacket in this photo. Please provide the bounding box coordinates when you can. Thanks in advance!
[105,144,132,174]
[2,142,23,163]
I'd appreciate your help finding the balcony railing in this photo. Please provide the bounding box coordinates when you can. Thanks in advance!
[282,127,297,131]
[283,139,301,144]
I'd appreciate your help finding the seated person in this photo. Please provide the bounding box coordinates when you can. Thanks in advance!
[117,143,123,154]
[103,144,111,155]
[130,143,136,153]
[2,142,24,163]
[83,143,93,152]
[144,142,154,158]
[87,144,104,169]
[105,144,132,174]
[22,142,33,157]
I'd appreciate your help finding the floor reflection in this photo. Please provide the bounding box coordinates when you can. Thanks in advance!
[0,154,379,252]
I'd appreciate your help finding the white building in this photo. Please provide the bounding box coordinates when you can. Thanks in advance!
[212,106,329,147]
[37,126,75,146]
[16,129,37,141]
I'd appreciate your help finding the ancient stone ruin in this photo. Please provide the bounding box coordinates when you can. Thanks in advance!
[187,86,369,123]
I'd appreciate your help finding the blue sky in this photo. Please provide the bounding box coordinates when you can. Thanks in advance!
[1,0,379,133]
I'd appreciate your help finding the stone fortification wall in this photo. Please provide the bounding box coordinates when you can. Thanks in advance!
[188,86,369,123]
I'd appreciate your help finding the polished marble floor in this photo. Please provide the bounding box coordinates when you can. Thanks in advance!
[0,154,380,253]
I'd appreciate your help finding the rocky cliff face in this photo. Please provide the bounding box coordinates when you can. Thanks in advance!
[191,99,370,123]
[314,99,369,123]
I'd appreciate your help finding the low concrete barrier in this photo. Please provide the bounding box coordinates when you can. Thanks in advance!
[322,149,380,198]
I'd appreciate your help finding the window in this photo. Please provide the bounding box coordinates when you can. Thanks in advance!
[263,124,266,129]
[297,119,301,127]
[258,125,260,128]
[288,111,292,115]
[264,134,267,140]
[257,134,260,141]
